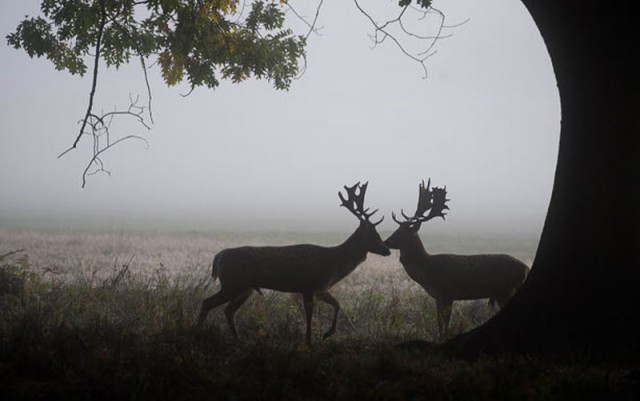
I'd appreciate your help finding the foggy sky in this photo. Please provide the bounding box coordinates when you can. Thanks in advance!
[0,0,560,234]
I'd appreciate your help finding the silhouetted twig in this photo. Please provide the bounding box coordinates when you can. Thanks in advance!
[353,0,469,78]
[286,0,325,80]
[80,95,150,187]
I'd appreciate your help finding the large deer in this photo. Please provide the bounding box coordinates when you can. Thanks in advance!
[196,182,390,346]
[385,179,529,340]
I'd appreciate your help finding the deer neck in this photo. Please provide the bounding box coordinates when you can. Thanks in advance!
[399,233,430,266]
[335,229,369,267]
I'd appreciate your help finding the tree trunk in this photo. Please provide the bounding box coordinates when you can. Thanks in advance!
[447,0,640,357]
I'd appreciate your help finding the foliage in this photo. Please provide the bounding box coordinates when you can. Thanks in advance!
[399,0,432,8]
[6,0,306,91]
[6,0,308,186]
[0,256,638,400]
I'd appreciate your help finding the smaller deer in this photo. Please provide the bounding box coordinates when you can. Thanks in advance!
[196,182,390,346]
[385,179,529,340]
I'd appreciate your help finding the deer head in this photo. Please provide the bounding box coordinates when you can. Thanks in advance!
[385,179,449,249]
[339,182,390,256]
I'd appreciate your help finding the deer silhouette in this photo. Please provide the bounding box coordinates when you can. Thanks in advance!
[385,179,529,339]
[196,182,390,346]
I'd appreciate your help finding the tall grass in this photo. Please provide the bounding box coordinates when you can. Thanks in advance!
[0,227,637,400]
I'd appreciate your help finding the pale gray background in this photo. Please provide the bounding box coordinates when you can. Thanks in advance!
[0,0,560,234]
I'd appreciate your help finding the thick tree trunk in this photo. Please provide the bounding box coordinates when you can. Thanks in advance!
[447,0,640,357]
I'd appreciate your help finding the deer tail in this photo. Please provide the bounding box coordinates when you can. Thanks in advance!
[211,251,225,284]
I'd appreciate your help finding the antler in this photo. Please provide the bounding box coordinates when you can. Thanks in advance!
[339,182,384,225]
[393,178,450,227]
[423,185,449,221]
[415,179,449,222]
[415,179,433,218]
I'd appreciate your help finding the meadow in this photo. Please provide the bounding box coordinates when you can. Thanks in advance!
[1,224,637,400]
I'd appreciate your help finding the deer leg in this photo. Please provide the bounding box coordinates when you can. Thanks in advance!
[316,291,341,340]
[435,298,453,340]
[196,289,234,328]
[224,289,254,339]
[302,292,315,346]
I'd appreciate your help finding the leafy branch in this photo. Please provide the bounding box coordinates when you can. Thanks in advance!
[7,0,306,187]
[58,0,108,160]
[7,0,461,187]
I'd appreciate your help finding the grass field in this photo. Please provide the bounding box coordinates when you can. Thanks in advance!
[1,225,637,400]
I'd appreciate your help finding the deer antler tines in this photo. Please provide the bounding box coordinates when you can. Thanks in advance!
[339,181,382,225]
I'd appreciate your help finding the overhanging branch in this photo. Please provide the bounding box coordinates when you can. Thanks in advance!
[55,0,154,188]
[82,134,149,188]
[58,0,107,159]
[286,0,325,80]
[353,0,468,78]
[287,0,325,40]
[80,95,151,188]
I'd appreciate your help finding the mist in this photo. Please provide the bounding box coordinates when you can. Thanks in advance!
[0,0,559,237]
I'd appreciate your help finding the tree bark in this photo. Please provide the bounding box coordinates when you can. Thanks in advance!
[447,0,640,357]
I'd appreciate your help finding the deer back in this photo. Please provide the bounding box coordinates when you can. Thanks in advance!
[211,182,389,295]
[402,250,529,301]
[214,225,384,294]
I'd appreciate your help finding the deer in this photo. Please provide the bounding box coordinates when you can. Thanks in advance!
[385,179,529,340]
[196,182,390,346]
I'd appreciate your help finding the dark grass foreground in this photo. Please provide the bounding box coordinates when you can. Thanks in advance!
[1,261,638,400]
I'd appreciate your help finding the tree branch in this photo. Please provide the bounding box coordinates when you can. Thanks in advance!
[78,95,151,188]
[140,55,154,124]
[58,0,107,159]
[287,0,325,80]
[82,135,149,188]
[55,0,155,187]
[353,0,467,79]
[287,0,325,40]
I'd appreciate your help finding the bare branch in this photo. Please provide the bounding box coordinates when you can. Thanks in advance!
[285,0,325,81]
[94,94,152,131]
[140,55,154,124]
[353,1,429,78]
[353,0,467,79]
[180,87,196,98]
[58,0,107,159]
[82,135,149,188]
[74,94,152,187]
[286,0,325,40]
